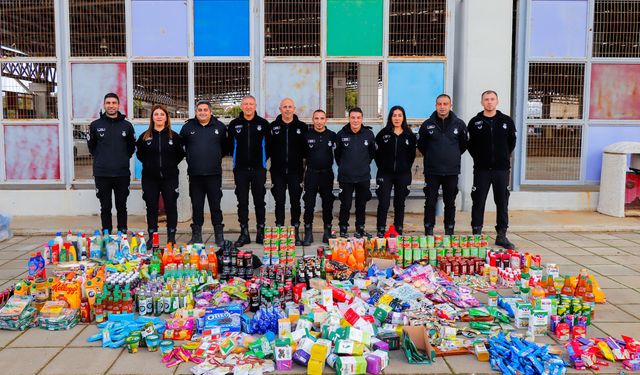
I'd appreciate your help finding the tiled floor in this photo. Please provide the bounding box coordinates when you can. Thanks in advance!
[0,231,639,374]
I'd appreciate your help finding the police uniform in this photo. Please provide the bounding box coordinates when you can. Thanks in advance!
[302,127,337,244]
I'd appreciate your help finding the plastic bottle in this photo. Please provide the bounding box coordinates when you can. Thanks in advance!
[138,232,147,254]
[574,275,587,298]
[531,278,546,304]
[54,232,64,249]
[173,247,184,265]
[560,275,574,296]
[583,279,596,319]
[190,247,199,268]
[354,245,365,271]
[545,275,557,297]
[121,234,131,255]
[68,245,77,262]
[101,230,109,254]
[207,247,218,278]
[95,296,105,323]
[66,230,73,243]
[122,291,133,313]
[198,248,208,271]
[106,236,118,261]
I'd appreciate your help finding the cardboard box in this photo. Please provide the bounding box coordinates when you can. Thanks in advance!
[401,326,435,361]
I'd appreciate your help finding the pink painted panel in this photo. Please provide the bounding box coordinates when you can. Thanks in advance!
[72,63,128,119]
[590,64,640,120]
[4,125,60,180]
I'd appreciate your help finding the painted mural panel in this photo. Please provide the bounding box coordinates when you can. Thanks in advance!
[327,0,383,56]
[590,64,640,120]
[72,63,128,119]
[530,0,588,58]
[132,0,188,56]
[4,125,60,180]
[264,63,320,119]
[387,62,445,119]
[586,126,640,181]
[194,0,250,56]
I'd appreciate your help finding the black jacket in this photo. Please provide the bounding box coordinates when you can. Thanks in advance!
[227,112,271,171]
[87,112,135,177]
[179,117,227,176]
[417,111,468,176]
[268,115,308,175]
[335,124,376,183]
[136,128,185,179]
[467,111,517,171]
[304,127,337,171]
[374,127,417,175]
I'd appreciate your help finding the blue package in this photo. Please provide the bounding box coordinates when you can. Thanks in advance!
[203,304,243,334]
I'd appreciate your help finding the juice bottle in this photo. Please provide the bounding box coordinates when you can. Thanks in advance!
[354,244,365,270]
[208,247,218,278]
[173,247,183,265]
[95,296,104,323]
[560,275,574,296]
[162,246,174,273]
[574,275,587,298]
[198,248,208,271]
[190,247,199,267]
[583,279,596,319]
[545,275,557,297]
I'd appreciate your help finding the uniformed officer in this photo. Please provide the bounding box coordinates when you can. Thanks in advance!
[87,93,135,234]
[468,90,517,249]
[335,107,376,238]
[228,95,271,246]
[180,100,228,246]
[302,109,337,245]
[417,94,468,235]
[374,105,416,237]
[268,98,307,245]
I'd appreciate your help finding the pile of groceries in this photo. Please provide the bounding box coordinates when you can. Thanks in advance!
[1,228,638,375]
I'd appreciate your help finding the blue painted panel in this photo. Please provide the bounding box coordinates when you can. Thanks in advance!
[194,0,250,56]
[530,0,588,58]
[133,123,184,179]
[586,126,640,182]
[387,62,445,119]
[132,0,188,56]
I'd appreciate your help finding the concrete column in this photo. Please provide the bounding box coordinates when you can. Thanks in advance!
[357,62,379,117]
[453,0,513,212]
[29,83,49,118]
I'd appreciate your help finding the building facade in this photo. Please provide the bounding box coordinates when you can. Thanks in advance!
[1,0,638,216]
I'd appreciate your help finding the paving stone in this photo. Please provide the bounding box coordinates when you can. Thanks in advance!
[607,275,640,292]
[40,347,123,375]
[1,243,41,252]
[0,259,28,270]
[9,324,84,348]
[565,255,616,265]
[612,232,640,240]
[617,304,640,319]
[600,288,640,305]
[615,245,640,254]
[551,232,589,239]
[607,239,640,247]
[0,347,60,375]
[588,264,639,276]
[533,240,578,249]
[0,237,27,250]
[0,251,20,260]
[549,247,594,256]
[534,254,576,266]
[584,247,630,256]
[518,233,557,241]
[444,354,498,374]
[0,329,24,347]
[566,239,605,248]
[107,348,174,375]
[592,322,640,339]
[592,303,639,322]
[0,268,26,279]
[604,255,640,265]
[580,233,619,240]
[68,325,103,348]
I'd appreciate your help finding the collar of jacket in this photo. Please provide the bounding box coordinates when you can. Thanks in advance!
[274,114,302,126]
[429,110,458,129]
[100,111,126,122]
[186,117,218,127]
[342,123,371,135]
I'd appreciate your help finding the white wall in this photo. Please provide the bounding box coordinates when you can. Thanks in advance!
[453,0,514,211]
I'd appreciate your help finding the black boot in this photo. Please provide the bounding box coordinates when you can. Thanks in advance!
[188,224,203,245]
[322,225,333,243]
[495,229,516,249]
[167,228,176,245]
[339,225,348,238]
[395,226,403,235]
[472,226,482,235]
[255,224,265,245]
[354,226,368,239]
[214,224,225,247]
[424,225,433,236]
[376,227,385,238]
[302,224,313,246]
[235,225,250,247]
[294,224,303,246]
[445,226,454,236]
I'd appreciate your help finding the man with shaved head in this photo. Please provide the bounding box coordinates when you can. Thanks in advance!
[268,98,308,245]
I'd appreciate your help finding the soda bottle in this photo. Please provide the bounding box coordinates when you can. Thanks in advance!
[190,247,199,268]
[122,291,133,313]
[152,232,160,250]
[173,247,184,265]
[560,275,574,296]
[207,247,218,277]
[162,246,174,273]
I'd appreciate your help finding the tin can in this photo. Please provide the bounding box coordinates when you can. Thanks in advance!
[564,314,574,330]
[413,247,421,262]
[550,315,561,332]
[418,236,427,248]
[427,235,435,248]
[460,235,468,248]
[469,247,478,257]
[438,248,446,257]
[442,235,451,248]
[451,235,460,248]
[396,247,404,266]
[478,247,487,260]
[434,235,443,248]
[429,248,437,261]
[403,246,412,266]
[462,247,470,257]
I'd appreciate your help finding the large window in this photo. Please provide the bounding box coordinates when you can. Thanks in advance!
[69,0,126,57]
[0,0,56,58]
[388,0,447,56]
[264,0,321,56]
[593,0,640,58]
[133,63,189,120]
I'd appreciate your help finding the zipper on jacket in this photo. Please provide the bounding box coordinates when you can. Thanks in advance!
[285,125,289,174]
[393,134,398,173]
[158,131,163,178]
[247,121,251,168]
